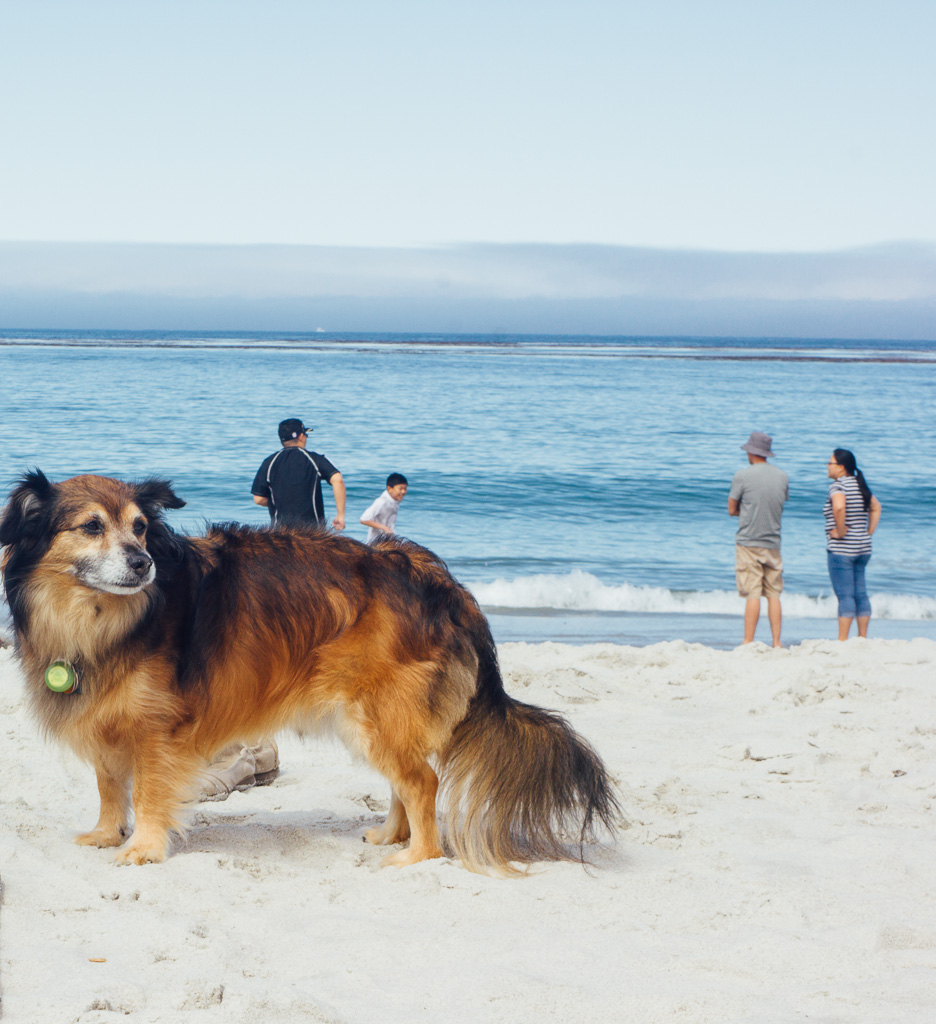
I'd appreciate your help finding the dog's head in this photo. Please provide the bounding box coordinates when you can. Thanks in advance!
[1,471,186,597]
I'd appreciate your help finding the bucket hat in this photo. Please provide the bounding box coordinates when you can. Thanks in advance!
[741,431,775,457]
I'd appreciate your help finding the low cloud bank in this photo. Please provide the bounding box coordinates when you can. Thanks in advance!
[1,241,934,338]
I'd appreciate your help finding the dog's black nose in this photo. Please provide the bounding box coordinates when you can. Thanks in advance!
[127,551,153,577]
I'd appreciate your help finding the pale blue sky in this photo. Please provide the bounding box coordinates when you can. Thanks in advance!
[2,0,934,251]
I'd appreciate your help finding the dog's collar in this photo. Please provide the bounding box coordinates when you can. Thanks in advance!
[44,660,82,695]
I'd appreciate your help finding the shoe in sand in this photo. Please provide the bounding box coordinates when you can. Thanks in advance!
[198,746,258,802]
[249,741,280,786]
[198,741,280,802]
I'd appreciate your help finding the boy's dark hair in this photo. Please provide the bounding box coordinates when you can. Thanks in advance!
[386,473,408,489]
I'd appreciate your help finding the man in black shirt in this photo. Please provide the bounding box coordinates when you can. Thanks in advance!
[199,419,345,801]
[251,418,346,530]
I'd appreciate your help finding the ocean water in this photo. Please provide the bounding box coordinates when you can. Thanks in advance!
[1,330,934,647]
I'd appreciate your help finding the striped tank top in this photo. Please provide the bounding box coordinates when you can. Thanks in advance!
[823,475,872,555]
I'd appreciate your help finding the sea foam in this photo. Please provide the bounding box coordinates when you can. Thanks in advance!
[467,570,936,621]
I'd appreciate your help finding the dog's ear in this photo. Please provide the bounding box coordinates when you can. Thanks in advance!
[134,478,186,515]
[133,478,187,565]
[0,470,55,547]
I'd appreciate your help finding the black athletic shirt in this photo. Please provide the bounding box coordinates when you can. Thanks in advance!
[251,447,340,526]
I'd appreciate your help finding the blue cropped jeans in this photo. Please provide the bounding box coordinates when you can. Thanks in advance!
[827,551,872,618]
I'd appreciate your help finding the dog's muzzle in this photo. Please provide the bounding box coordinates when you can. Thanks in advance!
[127,551,153,578]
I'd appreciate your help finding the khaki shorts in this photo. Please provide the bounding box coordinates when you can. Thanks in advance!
[735,544,783,599]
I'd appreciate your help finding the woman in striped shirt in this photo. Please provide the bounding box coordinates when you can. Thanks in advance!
[824,449,883,640]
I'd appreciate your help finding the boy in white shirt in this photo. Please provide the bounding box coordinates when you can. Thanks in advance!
[360,473,408,544]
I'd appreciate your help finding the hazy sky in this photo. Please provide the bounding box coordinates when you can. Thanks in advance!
[2,0,933,252]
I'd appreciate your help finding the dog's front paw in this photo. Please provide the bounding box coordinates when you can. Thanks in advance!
[113,838,168,865]
[75,827,127,849]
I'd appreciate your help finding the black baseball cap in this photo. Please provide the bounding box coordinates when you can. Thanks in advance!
[278,418,312,441]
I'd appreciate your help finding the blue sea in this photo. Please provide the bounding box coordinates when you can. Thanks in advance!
[1,330,934,647]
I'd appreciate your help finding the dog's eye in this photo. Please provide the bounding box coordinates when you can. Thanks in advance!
[132,519,147,536]
[81,519,104,535]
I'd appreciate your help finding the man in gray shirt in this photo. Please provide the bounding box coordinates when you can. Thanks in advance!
[728,431,790,647]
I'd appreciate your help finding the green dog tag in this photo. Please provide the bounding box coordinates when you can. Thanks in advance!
[45,661,78,694]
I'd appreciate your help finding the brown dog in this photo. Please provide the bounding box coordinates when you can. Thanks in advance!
[0,471,620,872]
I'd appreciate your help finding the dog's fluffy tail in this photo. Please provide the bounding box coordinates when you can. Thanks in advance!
[439,633,623,874]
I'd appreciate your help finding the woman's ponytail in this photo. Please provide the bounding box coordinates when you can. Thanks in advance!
[853,467,873,512]
[834,448,873,511]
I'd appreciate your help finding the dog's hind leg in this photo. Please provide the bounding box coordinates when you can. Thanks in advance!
[376,758,444,867]
[75,751,132,849]
[364,789,411,846]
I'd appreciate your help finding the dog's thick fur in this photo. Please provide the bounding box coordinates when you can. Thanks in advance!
[0,471,620,872]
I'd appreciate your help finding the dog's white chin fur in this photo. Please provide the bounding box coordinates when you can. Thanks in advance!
[75,566,156,595]
[92,580,153,596]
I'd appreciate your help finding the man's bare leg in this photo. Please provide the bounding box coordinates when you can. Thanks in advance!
[743,597,761,644]
[767,595,782,648]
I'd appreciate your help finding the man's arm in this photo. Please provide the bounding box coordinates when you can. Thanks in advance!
[329,472,346,530]
[251,457,271,508]
[728,473,742,517]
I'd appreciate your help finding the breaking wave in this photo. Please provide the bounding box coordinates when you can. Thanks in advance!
[467,570,936,621]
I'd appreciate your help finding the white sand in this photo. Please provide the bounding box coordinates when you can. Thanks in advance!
[1,637,935,1023]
